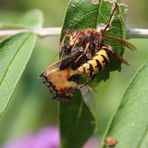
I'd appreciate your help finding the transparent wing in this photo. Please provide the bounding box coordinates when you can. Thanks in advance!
[79,85,97,117]
[104,34,137,51]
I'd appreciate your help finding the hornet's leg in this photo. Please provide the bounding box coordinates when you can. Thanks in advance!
[101,2,118,36]
[75,42,90,63]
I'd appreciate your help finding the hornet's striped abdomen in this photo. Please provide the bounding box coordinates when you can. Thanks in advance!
[77,45,114,77]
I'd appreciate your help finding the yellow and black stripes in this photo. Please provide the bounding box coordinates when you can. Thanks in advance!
[76,45,114,77]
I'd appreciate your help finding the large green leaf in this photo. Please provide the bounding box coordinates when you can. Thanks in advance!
[61,0,126,80]
[59,92,95,148]
[0,10,43,113]
[60,0,99,147]
[60,0,99,39]
[102,60,148,148]
[0,33,36,113]
[95,0,126,82]
[60,0,125,147]
[18,9,44,28]
[0,10,43,30]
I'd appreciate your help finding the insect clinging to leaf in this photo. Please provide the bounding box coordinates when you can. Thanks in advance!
[40,1,137,100]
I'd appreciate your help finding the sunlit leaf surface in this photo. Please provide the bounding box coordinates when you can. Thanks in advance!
[102,60,148,148]
[0,10,43,113]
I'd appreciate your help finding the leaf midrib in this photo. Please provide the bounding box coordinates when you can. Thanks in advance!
[137,119,148,148]
[0,33,31,86]
[95,0,100,28]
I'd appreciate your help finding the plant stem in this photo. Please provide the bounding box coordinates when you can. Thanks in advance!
[127,28,148,38]
[0,27,61,37]
[0,27,148,38]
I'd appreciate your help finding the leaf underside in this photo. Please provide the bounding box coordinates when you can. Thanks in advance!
[0,9,43,113]
[0,33,36,113]
[60,0,125,148]
[102,60,148,148]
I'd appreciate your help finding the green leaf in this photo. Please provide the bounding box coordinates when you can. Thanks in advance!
[59,91,95,148]
[59,0,100,147]
[60,0,99,39]
[0,33,36,113]
[61,0,126,82]
[0,9,43,30]
[0,10,43,113]
[60,0,126,147]
[18,9,44,27]
[0,23,27,30]
[96,0,126,81]
[102,60,148,148]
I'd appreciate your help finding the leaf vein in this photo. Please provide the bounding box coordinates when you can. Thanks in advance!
[0,33,31,87]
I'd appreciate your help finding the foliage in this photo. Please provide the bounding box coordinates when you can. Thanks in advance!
[60,0,126,147]
[0,0,148,148]
[0,10,43,113]
[102,60,148,148]
[60,92,95,148]
[0,33,36,113]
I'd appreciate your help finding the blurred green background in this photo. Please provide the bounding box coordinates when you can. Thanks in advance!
[0,0,147,146]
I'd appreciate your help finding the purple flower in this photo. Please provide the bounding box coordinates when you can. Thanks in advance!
[3,126,98,148]
[83,136,99,148]
[3,127,60,148]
